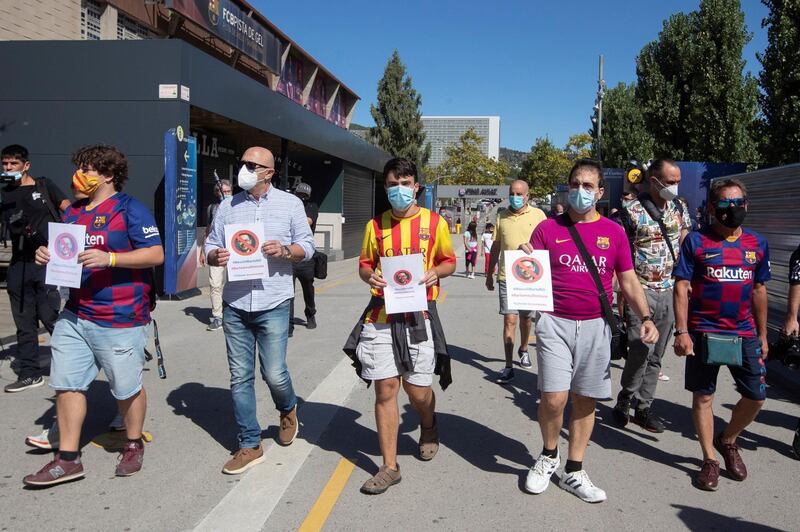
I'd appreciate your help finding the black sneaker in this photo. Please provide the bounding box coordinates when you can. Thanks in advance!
[206,318,223,331]
[5,376,45,393]
[306,315,317,330]
[632,408,665,433]
[612,399,631,427]
[495,367,514,384]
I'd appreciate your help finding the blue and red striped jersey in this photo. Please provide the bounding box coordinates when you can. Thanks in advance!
[62,193,162,327]
[673,228,770,337]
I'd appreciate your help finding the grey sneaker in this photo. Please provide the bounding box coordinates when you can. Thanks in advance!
[5,376,45,393]
[519,349,532,368]
[207,318,223,331]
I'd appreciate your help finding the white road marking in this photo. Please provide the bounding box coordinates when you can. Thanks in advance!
[193,356,359,532]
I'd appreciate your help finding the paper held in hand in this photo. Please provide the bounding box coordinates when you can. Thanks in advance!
[45,222,86,288]
[503,249,554,312]
[225,223,269,281]
[381,253,427,314]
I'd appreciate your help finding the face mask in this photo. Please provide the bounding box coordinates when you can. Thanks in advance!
[222,193,232,199]
[72,169,100,195]
[568,187,597,214]
[714,206,746,229]
[387,185,415,210]
[509,195,525,210]
[1,170,23,181]
[237,165,261,191]
[654,177,678,201]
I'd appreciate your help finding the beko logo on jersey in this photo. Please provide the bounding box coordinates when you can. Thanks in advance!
[142,225,160,238]
[706,266,753,282]
[85,234,105,246]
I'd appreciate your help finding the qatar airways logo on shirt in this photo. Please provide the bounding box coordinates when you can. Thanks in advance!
[706,266,753,282]
[559,254,608,275]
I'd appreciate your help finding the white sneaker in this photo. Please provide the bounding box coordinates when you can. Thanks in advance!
[519,351,532,368]
[658,372,670,382]
[559,470,607,503]
[26,424,60,450]
[525,452,560,494]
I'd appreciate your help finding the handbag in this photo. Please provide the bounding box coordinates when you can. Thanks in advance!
[702,332,742,366]
[565,221,625,352]
[313,251,328,280]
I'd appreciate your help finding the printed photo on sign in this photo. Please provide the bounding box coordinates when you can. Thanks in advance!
[225,223,269,282]
[381,254,427,314]
[504,249,554,312]
[46,222,86,289]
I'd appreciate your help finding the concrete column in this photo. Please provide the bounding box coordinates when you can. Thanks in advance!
[100,2,118,40]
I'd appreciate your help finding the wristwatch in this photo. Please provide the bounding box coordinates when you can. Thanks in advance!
[641,315,653,323]
[282,245,293,260]
[674,329,689,337]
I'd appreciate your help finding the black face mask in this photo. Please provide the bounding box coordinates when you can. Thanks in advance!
[714,206,746,228]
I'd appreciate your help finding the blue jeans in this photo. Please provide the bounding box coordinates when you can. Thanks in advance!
[223,300,297,449]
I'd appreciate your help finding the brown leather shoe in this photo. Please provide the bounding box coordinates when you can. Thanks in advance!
[695,459,720,491]
[360,464,401,494]
[222,445,264,474]
[714,433,747,481]
[419,419,439,461]
[278,406,299,446]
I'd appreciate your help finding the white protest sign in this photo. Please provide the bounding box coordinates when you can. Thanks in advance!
[46,222,86,288]
[503,249,553,311]
[225,223,268,281]
[381,253,427,314]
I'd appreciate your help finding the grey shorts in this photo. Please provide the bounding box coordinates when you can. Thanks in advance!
[535,312,612,399]
[498,280,533,318]
[355,320,435,387]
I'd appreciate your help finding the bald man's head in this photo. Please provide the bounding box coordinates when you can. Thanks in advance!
[510,179,529,195]
[241,147,275,169]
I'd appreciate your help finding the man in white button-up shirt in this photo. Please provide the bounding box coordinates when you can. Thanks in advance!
[205,146,314,475]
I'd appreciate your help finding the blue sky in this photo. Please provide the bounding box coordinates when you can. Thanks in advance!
[254,0,769,152]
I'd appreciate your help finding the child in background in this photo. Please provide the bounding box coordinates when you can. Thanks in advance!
[463,221,479,279]
[482,223,495,277]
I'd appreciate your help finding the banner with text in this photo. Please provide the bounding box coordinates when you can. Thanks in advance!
[164,128,199,295]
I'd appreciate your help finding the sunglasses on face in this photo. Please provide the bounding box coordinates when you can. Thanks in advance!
[241,161,270,172]
[715,198,747,209]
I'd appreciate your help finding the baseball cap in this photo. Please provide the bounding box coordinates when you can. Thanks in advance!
[295,183,312,196]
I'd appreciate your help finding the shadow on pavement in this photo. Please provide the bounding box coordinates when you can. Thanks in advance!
[182,306,212,325]
[671,504,785,531]
[167,383,238,451]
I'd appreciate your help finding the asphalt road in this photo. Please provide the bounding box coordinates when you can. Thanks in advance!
[1,230,798,532]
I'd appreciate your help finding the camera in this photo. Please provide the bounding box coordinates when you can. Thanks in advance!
[770,332,800,368]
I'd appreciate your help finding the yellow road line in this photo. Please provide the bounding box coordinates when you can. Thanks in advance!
[298,458,356,532]
[438,288,448,304]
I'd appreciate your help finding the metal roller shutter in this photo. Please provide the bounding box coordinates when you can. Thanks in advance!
[342,163,375,258]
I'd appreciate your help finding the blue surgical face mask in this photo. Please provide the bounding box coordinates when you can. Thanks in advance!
[387,185,415,210]
[1,170,23,181]
[568,187,597,214]
[509,195,525,210]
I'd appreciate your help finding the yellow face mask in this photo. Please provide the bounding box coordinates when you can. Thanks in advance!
[72,169,100,195]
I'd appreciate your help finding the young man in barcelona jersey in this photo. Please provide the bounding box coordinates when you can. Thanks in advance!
[673,178,771,491]
[24,145,164,487]
[343,157,456,494]
[520,160,658,503]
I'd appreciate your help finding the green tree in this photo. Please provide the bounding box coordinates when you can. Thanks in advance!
[518,137,571,199]
[758,0,800,166]
[436,128,509,185]
[597,82,654,168]
[565,133,594,160]
[369,50,431,167]
[636,0,759,162]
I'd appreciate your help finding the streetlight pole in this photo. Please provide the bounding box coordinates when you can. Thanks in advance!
[595,55,606,165]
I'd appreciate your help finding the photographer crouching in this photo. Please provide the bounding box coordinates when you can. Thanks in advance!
[1,144,70,392]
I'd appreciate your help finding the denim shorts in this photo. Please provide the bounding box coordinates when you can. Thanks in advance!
[49,310,148,400]
[684,333,767,401]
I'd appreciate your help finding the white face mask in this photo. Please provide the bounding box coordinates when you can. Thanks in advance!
[654,177,678,201]
[237,165,260,191]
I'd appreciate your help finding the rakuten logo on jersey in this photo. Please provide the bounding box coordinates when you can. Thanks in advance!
[706,266,753,282]
[142,225,160,239]
[85,234,105,247]
[559,254,608,274]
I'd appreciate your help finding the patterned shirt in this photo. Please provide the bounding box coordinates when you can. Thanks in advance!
[790,244,800,286]
[673,228,771,337]
[625,197,692,290]
[204,186,315,312]
[63,193,161,327]
[359,208,455,324]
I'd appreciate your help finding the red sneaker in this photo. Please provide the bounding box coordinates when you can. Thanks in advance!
[23,453,84,487]
[115,440,145,477]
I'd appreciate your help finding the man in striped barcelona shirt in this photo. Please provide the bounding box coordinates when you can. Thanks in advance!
[344,157,456,495]
[205,146,315,475]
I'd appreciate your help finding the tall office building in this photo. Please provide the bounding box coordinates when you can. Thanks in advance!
[421,116,500,168]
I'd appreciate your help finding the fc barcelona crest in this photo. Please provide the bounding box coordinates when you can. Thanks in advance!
[93,215,107,229]
[596,236,610,250]
[419,228,430,241]
[745,251,757,264]
[208,0,219,26]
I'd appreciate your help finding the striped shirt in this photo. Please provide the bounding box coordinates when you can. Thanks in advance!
[204,186,315,312]
[359,208,455,324]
